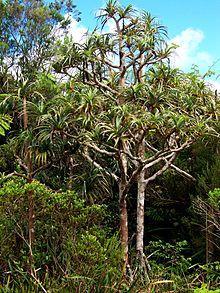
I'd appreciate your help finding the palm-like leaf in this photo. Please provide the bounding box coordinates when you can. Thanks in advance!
[0,114,11,136]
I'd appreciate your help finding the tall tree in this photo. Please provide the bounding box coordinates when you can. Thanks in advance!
[0,0,80,80]
[53,0,219,279]
[0,0,80,279]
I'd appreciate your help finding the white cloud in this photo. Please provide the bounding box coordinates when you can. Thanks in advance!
[67,17,88,43]
[54,14,88,44]
[207,80,220,92]
[60,15,116,43]
[169,28,213,71]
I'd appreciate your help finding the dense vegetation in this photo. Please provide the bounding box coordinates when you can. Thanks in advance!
[0,0,219,292]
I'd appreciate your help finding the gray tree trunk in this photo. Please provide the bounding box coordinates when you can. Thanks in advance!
[136,169,146,258]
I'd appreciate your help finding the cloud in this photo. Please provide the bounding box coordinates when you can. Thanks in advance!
[54,14,88,44]
[207,79,220,92]
[60,15,116,43]
[169,28,213,71]
[67,16,88,43]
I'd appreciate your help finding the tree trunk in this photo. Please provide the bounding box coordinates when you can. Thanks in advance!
[27,179,36,277]
[27,153,36,277]
[136,168,146,261]
[119,182,130,276]
[136,169,150,282]
[136,139,146,260]
[136,139,150,282]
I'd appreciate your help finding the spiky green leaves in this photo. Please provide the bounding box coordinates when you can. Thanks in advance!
[0,114,11,136]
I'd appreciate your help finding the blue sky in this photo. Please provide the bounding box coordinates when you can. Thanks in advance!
[71,0,220,87]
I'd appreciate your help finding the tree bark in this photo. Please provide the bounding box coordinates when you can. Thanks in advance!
[119,182,129,275]
[136,168,146,260]
[136,139,146,260]
[136,171,150,281]
[136,139,150,281]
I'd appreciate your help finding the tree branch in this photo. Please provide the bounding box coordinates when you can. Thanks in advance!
[170,164,196,181]
[15,155,28,172]
[82,148,119,182]
[85,142,115,156]
[2,172,28,180]
[145,141,196,181]
[144,153,177,184]
[143,153,174,171]
[31,163,51,177]
[96,56,120,69]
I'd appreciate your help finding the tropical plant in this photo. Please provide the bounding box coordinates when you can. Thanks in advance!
[53,0,219,280]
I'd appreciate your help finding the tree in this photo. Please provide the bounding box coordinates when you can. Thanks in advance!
[53,0,218,279]
[0,76,60,278]
[0,0,80,279]
[0,0,80,80]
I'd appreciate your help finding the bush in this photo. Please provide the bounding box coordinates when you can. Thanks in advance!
[0,177,123,291]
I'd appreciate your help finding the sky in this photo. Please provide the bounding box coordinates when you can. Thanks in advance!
[71,0,220,88]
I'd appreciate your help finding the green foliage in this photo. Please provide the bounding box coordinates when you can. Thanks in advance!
[0,1,219,292]
[208,188,220,209]
[0,114,11,136]
[145,240,220,291]
[146,240,192,276]
[198,262,220,286]
[0,0,80,78]
[194,284,220,293]
[0,178,123,291]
